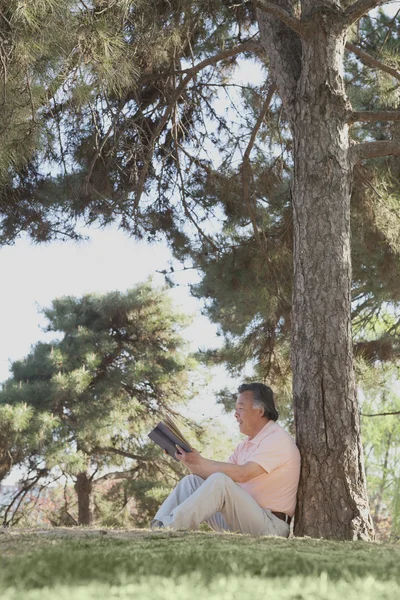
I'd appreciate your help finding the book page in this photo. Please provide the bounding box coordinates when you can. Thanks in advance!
[163,415,192,449]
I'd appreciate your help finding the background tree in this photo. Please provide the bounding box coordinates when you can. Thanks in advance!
[0,282,196,525]
[0,403,55,483]
[1,1,400,538]
[357,355,400,540]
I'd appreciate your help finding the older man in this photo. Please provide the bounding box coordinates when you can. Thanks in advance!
[151,382,301,537]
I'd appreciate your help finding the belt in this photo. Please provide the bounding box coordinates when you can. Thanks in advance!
[271,511,292,525]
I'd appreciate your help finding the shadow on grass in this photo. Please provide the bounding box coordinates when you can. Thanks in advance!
[0,531,399,591]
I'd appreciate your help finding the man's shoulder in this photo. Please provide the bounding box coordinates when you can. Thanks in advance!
[259,422,300,453]
[261,421,292,440]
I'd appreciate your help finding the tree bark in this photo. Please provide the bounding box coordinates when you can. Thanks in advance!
[257,2,374,539]
[74,471,93,525]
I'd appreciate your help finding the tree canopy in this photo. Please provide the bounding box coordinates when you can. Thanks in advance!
[0,282,196,524]
[1,1,399,377]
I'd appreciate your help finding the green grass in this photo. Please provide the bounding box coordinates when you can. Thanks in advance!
[0,529,399,599]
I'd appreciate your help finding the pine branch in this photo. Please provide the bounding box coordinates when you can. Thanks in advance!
[134,40,261,208]
[86,106,123,193]
[92,446,152,462]
[250,1,305,35]
[140,40,262,83]
[344,1,393,25]
[361,411,400,417]
[242,82,276,248]
[171,106,219,252]
[351,140,400,162]
[345,42,400,82]
[93,445,184,477]
[354,336,400,361]
[380,7,400,52]
[93,469,137,483]
[348,111,400,123]
[244,83,277,161]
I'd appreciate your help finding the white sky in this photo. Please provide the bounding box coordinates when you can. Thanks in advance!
[0,226,242,398]
[0,227,209,380]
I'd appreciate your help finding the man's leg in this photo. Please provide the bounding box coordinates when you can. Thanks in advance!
[160,472,290,537]
[154,474,204,522]
[153,474,230,532]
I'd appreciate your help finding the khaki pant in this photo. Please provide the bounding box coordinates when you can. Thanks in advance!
[154,473,290,537]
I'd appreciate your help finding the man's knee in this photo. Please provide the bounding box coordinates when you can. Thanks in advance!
[206,472,231,487]
[181,474,204,490]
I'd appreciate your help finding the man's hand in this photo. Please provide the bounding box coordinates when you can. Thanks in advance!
[175,446,204,474]
[172,446,266,483]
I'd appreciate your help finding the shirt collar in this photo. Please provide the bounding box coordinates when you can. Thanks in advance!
[246,420,275,445]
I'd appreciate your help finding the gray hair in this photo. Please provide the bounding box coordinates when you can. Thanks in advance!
[237,382,279,421]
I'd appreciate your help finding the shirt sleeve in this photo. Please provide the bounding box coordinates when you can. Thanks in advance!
[248,436,290,474]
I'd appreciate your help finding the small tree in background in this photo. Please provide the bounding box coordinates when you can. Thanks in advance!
[358,360,400,540]
[0,282,196,525]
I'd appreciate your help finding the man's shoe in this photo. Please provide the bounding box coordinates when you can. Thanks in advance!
[150,519,164,530]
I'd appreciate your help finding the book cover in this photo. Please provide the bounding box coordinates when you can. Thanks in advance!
[148,417,192,461]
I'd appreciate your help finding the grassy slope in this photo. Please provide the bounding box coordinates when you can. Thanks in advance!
[0,529,399,599]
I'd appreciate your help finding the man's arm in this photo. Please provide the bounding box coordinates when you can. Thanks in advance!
[175,446,266,483]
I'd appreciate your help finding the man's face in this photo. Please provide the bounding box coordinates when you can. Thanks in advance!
[234,391,263,436]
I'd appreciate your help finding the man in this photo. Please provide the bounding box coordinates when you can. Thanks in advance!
[151,382,301,537]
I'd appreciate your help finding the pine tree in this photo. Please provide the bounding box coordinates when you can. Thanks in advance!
[0,283,195,525]
[1,1,400,538]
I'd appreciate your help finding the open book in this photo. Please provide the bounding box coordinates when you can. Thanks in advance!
[148,415,192,461]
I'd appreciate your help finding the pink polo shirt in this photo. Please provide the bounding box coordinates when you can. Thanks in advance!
[227,421,301,516]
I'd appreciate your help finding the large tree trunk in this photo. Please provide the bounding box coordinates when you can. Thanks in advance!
[74,471,93,525]
[291,26,373,541]
[257,3,374,539]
